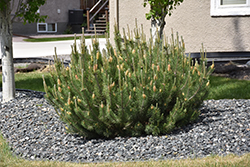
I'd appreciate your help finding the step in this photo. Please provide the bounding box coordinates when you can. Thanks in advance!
[94,23,107,26]
[98,16,107,20]
[95,20,107,23]
[93,26,107,29]
[89,27,107,30]
[85,29,106,33]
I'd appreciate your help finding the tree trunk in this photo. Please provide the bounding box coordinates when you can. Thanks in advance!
[151,18,165,42]
[0,2,15,102]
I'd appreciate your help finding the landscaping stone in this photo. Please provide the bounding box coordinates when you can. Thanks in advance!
[14,63,46,73]
[0,91,249,163]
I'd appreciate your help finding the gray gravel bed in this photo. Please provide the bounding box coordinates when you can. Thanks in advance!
[0,91,250,163]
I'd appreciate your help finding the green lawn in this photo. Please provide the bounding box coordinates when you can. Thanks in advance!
[207,75,250,100]
[0,72,51,92]
[23,35,106,42]
[1,73,250,100]
[1,72,250,166]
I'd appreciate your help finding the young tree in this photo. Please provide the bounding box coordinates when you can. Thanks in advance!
[0,0,46,102]
[143,0,184,40]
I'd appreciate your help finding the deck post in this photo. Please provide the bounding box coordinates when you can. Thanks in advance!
[86,8,90,30]
[105,7,109,25]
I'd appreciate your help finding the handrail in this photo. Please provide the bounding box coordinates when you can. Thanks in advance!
[90,0,109,22]
[86,0,109,30]
[89,0,102,13]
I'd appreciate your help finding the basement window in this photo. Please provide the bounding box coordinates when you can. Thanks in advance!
[211,0,250,16]
[37,23,57,33]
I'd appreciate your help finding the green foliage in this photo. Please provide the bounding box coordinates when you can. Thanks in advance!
[44,25,213,139]
[143,0,184,19]
[0,0,10,11]
[63,26,73,34]
[106,22,110,37]
[143,0,184,39]
[0,0,47,24]
[15,0,47,24]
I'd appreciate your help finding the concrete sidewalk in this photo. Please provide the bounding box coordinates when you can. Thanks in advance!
[12,34,107,58]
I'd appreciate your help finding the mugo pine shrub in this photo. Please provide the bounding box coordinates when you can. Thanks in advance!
[43,25,214,139]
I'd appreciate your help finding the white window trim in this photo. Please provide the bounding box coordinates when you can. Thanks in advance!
[37,23,57,33]
[37,23,47,32]
[211,0,250,16]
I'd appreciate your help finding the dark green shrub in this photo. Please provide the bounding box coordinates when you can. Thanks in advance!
[43,25,214,139]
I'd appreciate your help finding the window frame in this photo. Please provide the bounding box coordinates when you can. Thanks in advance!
[211,0,250,16]
[37,23,57,33]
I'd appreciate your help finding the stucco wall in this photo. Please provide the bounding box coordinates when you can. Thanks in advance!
[109,0,151,44]
[110,0,250,53]
[12,23,37,35]
[40,0,80,23]
[165,0,250,53]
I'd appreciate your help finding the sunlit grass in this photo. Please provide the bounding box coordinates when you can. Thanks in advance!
[23,35,106,42]
[0,71,51,92]
[1,72,250,99]
[207,75,250,100]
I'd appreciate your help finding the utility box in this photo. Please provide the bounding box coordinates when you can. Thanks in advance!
[68,9,84,25]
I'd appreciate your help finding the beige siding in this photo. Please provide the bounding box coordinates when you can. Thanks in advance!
[110,0,151,44]
[110,0,250,53]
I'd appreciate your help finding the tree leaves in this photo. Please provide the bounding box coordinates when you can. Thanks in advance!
[144,0,184,20]
[0,0,10,11]
[1,0,47,23]
[15,0,47,24]
[143,0,184,38]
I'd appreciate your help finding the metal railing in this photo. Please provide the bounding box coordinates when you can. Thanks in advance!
[86,0,109,30]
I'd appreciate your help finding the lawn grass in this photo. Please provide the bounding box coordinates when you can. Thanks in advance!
[23,35,106,42]
[0,72,51,92]
[1,72,250,99]
[0,72,250,166]
[207,75,250,100]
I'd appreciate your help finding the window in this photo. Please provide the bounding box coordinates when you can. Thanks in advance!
[48,23,56,32]
[37,23,57,33]
[38,24,46,32]
[221,0,246,5]
[211,0,250,16]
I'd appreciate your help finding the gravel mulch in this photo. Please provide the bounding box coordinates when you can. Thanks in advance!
[0,91,249,163]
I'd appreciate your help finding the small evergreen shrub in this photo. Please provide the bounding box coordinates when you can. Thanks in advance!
[43,24,214,139]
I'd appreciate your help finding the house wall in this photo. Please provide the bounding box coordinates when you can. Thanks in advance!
[110,0,250,53]
[12,0,81,35]
[109,0,150,44]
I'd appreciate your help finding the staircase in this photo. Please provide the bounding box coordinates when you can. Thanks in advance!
[86,13,108,34]
[86,0,109,34]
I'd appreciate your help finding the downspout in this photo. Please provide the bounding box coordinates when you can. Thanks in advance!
[115,0,119,29]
